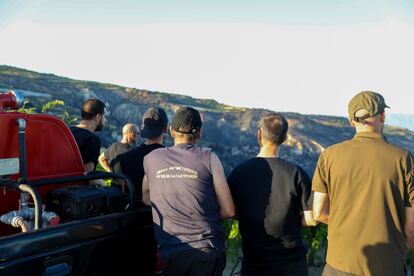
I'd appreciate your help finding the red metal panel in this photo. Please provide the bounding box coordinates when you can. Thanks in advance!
[0,112,87,236]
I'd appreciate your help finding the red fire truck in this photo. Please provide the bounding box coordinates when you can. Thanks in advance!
[0,91,156,275]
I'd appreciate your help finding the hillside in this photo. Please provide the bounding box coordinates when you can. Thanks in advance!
[387,114,414,132]
[1,65,413,176]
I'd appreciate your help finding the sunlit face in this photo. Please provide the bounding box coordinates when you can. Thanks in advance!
[130,129,140,145]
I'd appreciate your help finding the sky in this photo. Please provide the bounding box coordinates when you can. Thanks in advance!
[0,0,414,116]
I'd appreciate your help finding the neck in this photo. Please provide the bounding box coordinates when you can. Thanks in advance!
[174,138,196,146]
[355,124,383,134]
[121,137,128,144]
[77,120,96,132]
[257,143,279,158]
[145,135,164,145]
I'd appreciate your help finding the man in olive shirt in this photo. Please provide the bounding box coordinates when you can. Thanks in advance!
[312,91,414,276]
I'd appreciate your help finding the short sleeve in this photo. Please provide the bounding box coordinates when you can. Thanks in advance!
[143,154,150,177]
[111,157,122,174]
[82,136,100,166]
[404,152,414,207]
[296,167,313,211]
[312,151,328,193]
[227,169,235,193]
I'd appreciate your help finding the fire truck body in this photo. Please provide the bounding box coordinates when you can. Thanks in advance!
[0,91,155,275]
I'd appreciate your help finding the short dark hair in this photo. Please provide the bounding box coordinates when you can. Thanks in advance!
[81,98,106,120]
[258,113,288,145]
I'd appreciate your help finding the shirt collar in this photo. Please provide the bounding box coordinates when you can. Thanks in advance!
[174,143,195,149]
[354,131,386,141]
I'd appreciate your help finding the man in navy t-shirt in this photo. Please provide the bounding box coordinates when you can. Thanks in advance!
[112,107,168,197]
[70,98,106,172]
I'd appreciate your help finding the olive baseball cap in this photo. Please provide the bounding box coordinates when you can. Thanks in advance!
[140,107,168,139]
[348,91,390,122]
[171,106,202,134]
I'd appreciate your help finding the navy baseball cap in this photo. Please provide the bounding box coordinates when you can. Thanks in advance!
[140,107,168,139]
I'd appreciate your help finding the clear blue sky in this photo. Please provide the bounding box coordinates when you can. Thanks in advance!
[1,0,414,115]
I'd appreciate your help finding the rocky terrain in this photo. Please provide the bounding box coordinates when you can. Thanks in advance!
[1,65,413,176]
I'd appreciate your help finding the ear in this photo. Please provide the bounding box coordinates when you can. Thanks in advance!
[380,111,385,123]
[170,126,175,138]
[348,118,356,127]
[282,133,288,144]
[95,114,102,123]
[257,128,262,141]
[257,128,263,147]
[163,124,168,133]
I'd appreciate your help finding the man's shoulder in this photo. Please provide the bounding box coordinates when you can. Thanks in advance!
[70,126,85,136]
[324,137,409,157]
[107,141,122,150]
[273,158,306,174]
[230,158,262,175]
[234,157,302,170]
[322,139,353,155]
[383,139,411,157]
[142,144,167,158]
[111,141,132,152]
[111,141,124,147]
[70,126,98,142]
[119,143,163,159]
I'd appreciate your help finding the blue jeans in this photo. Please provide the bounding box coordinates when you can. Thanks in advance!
[161,247,226,276]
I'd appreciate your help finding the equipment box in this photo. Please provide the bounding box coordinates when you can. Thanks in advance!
[47,185,106,221]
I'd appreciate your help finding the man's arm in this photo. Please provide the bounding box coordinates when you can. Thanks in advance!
[297,168,318,226]
[313,192,330,224]
[210,152,235,219]
[142,175,151,206]
[98,152,111,172]
[302,210,318,226]
[84,161,96,173]
[405,153,414,251]
[405,207,414,251]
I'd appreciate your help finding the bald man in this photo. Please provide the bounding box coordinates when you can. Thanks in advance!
[98,123,140,172]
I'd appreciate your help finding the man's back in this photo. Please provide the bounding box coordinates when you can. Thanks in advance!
[143,144,224,259]
[228,157,312,271]
[313,132,414,275]
[70,126,100,168]
[112,143,164,196]
[105,141,133,167]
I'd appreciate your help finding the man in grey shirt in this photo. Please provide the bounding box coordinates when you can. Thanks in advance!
[98,123,139,172]
[142,106,234,276]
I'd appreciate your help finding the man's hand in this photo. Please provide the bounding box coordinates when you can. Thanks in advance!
[313,192,330,224]
[301,210,318,226]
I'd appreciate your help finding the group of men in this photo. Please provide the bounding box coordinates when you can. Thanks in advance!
[70,91,414,276]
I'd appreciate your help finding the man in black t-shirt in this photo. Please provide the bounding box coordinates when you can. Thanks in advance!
[70,98,106,172]
[228,113,317,276]
[98,123,139,172]
[112,107,168,197]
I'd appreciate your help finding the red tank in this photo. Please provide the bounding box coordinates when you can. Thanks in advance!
[0,91,86,236]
